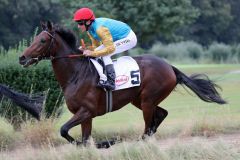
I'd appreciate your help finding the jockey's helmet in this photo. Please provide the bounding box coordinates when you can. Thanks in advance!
[73,8,95,22]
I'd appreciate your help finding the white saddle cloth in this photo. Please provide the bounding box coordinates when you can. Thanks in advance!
[90,56,141,91]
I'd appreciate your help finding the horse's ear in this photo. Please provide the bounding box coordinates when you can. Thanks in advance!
[41,21,46,30]
[47,20,53,31]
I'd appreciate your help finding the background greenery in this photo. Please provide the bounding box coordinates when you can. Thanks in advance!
[1,0,240,49]
[0,43,64,123]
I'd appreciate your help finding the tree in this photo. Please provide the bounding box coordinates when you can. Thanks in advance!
[220,0,240,44]
[60,0,199,48]
[0,0,67,49]
[177,0,233,45]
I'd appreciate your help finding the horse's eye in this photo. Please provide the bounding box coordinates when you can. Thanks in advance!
[40,39,46,43]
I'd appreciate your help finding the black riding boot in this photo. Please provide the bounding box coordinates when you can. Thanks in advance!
[98,64,116,90]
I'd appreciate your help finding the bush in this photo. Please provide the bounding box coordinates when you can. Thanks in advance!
[129,47,146,56]
[186,42,204,60]
[148,42,171,59]
[233,44,240,62]
[207,43,232,63]
[147,41,240,63]
[148,41,204,62]
[0,49,64,123]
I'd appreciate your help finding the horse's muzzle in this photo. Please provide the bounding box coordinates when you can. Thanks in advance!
[19,55,37,67]
[19,55,27,66]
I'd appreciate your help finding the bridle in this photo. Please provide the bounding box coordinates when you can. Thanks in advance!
[32,30,85,65]
[31,30,56,64]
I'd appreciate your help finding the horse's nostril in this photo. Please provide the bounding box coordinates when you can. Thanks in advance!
[19,56,26,61]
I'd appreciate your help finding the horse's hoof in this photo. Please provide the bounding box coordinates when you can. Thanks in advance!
[76,141,83,146]
[96,140,114,148]
[71,140,82,146]
[96,137,122,149]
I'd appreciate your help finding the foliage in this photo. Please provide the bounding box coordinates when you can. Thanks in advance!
[59,0,199,48]
[177,0,233,45]
[148,41,205,63]
[0,49,64,122]
[0,0,67,49]
[234,44,240,62]
[1,1,240,50]
[215,0,240,45]
[186,42,204,60]
[128,47,146,56]
[148,41,240,63]
[206,43,233,63]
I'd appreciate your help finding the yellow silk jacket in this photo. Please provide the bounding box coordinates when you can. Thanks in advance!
[87,26,116,57]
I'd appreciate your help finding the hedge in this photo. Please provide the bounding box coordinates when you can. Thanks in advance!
[0,61,64,121]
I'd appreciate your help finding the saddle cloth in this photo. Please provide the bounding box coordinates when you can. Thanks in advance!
[90,56,141,91]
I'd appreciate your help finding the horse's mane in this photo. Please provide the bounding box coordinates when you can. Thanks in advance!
[53,24,98,82]
[54,25,78,51]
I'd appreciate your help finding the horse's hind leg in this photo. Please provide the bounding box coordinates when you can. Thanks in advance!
[141,102,156,137]
[131,100,153,136]
[150,106,168,134]
[132,100,158,137]
[131,101,168,137]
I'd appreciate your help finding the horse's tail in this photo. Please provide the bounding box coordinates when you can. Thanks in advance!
[172,66,227,104]
[0,84,44,120]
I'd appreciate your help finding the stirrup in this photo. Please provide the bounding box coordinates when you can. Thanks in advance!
[97,80,115,90]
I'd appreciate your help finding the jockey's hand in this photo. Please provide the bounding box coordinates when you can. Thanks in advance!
[78,46,84,52]
[83,50,93,57]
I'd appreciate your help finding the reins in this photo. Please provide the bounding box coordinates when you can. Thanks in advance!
[33,54,85,61]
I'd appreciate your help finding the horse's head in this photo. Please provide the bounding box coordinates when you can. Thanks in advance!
[19,21,56,67]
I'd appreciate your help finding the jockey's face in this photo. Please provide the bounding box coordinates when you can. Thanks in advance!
[78,24,86,32]
[77,20,92,32]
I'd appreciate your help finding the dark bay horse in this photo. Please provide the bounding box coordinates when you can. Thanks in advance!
[19,21,226,146]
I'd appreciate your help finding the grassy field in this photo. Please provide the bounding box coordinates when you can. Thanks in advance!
[0,64,240,160]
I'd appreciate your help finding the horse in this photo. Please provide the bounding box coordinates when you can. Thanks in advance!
[0,84,44,120]
[19,21,226,147]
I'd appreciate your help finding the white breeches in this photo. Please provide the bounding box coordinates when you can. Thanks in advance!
[94,30,137,65]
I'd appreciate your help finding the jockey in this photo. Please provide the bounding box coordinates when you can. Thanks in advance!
[73,7,137,90]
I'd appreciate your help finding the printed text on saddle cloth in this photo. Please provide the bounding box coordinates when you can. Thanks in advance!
[90,56,141,91]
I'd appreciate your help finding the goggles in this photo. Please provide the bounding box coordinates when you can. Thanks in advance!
[77,21,85,26]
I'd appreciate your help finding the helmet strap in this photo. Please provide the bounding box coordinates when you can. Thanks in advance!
[84,20,93,31]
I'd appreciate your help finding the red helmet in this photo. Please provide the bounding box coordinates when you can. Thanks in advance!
[73,8,95,21]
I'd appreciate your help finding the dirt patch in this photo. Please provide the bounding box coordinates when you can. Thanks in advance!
[157,132,240,150]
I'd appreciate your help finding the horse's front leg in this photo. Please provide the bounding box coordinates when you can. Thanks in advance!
[81,119,93,145]
[60,107,92,144]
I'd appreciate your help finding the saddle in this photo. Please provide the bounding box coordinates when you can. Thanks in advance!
[90,56,141,91]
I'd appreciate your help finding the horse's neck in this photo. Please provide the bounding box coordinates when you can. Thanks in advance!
[51,37,95,90]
